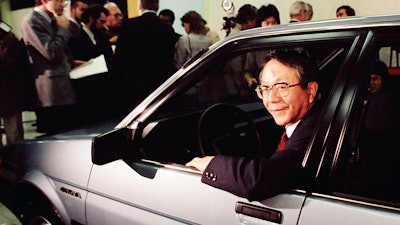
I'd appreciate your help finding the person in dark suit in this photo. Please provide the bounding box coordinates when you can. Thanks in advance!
[21,0,78,133]
[68,4,114,123]
[0,29,25,146]
[187,50,321,201]
[68,0,88,37]
[69,4,113,64]
[112,0,176,115]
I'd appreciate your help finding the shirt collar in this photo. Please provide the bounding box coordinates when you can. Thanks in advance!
[142,10,157,15]
[34,7,53,24]
[82,26,96,45]
[285,120,301,138]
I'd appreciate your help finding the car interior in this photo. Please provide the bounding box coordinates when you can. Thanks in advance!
[137,42,351,165]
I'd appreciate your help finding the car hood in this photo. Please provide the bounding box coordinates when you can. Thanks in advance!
[0,119,120,187]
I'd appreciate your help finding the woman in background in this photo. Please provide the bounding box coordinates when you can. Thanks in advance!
[174,11,212,69]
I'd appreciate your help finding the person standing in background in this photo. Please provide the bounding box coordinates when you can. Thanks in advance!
[336,5,356,17]
[104,1,124,45]
[0,27,25,146]
[68,0,88,36]
[224,4,258,100]
[235,4,258,31]
[22,0,78,133]
[243,4,281,91]
[112,0,176,115]
[305,2,313,21]
[159,9,182,45]
[289,1,308,23]
[174,11,212,69]
[68,4,114,123]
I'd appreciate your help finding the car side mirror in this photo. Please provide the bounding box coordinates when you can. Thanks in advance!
[92,127,135,165]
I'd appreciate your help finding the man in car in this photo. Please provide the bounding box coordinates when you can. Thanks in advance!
[187,50,321,201]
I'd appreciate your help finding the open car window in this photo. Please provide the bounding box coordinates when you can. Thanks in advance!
[137,39,353,167]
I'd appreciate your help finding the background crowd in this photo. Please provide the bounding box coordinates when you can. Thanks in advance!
[0,0,359,145]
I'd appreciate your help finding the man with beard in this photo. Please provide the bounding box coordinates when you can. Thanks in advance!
[68,0,88,36]
[68,4,114,123]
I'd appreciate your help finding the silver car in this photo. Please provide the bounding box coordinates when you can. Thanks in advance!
[1,14,400,225]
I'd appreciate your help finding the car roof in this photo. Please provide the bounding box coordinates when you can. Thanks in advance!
[220,14,400,44]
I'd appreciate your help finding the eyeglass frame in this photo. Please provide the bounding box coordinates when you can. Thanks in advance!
[255,82,305,99]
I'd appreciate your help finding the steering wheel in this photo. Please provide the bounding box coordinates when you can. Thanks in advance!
[198,103,262,157]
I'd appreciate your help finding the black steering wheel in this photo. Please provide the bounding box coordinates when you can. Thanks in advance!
[198,103,262,157]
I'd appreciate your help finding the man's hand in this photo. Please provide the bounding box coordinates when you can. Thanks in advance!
[55,14,69,29]
[185,156,214,172]
[72,60,86,69]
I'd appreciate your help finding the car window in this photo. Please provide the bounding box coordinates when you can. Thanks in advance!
[135,38,352,168]
[333,44,400,205]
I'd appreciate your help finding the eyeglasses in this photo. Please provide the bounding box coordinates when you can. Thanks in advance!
[111,13,124,18]
[255,82,303,99]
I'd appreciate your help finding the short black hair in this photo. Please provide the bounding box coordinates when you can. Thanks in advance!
[371,60,389,83]
[257,4,280,26]
[81,4,109,24]
[236,4,257,24]
[264,50,319,88]
[159,9,175,22]
[336,5,356,16]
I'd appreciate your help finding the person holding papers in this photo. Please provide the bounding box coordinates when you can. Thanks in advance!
[68,4,114,123]
[68,4,113,65]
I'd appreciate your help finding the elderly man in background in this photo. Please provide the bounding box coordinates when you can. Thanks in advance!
[104,1,124,45]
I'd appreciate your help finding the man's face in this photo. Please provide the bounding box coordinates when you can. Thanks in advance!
[240,19,256,30]
[71,1,88,22]
[92,12,108,31]
[369,73,383,94]
[259,59,317,126]
[45,0,66,16]
[107,6,124,28]
[336,9,348,17]
[261,16,278,27]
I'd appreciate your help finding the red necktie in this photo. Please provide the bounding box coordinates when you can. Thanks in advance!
[276,130,288,151]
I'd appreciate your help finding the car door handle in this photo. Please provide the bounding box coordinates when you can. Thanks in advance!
[235,201,282,224]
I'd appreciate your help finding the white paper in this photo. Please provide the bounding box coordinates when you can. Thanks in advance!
[70,54,108,79]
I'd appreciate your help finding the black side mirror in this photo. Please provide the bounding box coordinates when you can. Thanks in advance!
[92,128,134,165]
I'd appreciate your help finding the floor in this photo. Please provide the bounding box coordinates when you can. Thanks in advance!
[1,111,42,145]
[0,111,40,225]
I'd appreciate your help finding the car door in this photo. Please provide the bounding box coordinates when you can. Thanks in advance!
[86,28,362,225]
[298,26,400,225]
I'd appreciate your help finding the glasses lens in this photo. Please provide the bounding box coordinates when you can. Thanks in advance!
[255,86,263,99]
[276,84,289,97]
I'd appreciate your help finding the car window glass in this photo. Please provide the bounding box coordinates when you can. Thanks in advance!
[138,40,351,167]
[337,44,400,205]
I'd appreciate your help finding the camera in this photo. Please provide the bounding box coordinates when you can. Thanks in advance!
[222,16,236,30]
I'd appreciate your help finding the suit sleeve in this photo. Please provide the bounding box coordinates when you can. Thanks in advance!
[201,106,320,201]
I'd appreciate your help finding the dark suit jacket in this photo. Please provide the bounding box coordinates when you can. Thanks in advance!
[68,27,113,65]
[202,103,322,201]
[112,12,176,110]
